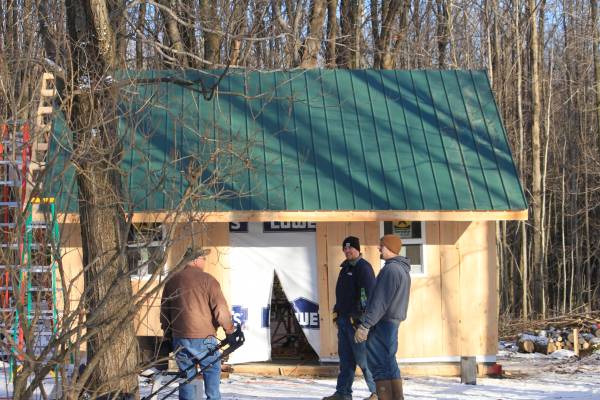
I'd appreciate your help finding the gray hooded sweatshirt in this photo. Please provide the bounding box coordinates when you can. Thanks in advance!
[361,256,411,329]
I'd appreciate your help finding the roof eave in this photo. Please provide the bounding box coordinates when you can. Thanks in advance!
[57,209,528,223]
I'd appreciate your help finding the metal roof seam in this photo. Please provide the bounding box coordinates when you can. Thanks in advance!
[317,70,339,210]
[380,71,408,210]
[411,71,442,209]
[454,72,494,210]
[425,70,459,210]
[394,70,425,210]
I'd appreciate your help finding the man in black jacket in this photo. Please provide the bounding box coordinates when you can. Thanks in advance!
[323,236,377,400]
[354,234,411,400]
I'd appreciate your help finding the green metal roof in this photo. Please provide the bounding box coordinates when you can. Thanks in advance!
[49,69,527,215]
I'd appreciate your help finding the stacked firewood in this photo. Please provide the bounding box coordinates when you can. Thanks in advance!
[517,323,600,354]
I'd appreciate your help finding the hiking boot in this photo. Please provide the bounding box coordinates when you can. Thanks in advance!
[363,393,378,400]
[375,380,393,400]
[390,378,404,400]
[322,393,352,400]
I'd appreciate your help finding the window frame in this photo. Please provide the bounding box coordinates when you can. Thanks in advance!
[379,221,427,277]
[127,223,167,280]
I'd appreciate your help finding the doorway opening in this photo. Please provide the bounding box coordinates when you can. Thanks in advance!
[269,273,319,361]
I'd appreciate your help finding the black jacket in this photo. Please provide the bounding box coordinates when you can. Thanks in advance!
[333,256,376,318]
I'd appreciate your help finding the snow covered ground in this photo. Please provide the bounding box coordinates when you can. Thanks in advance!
[139,349,600,400]
[2,348,599,399]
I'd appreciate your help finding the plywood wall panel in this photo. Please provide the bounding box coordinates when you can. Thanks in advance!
[317,223,335,358]
[439,221,463,357]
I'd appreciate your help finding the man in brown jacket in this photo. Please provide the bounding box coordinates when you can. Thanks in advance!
[161,247,234,400]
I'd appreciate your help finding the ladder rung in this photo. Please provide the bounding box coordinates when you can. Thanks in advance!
[0,286,56,292]
[1,139,25,145]
[27,315,55,320]
[28,222,49,228]
[0,180,19,186]
[40,88,57,97]
[0,243,48,249]
[28,265,54,272]
[0,265,53,272]
[34,142,48,151]
[0,223,16,228]
[0,201,19,207]
[29,161,47,170]
[29,287,53,292]
[37,106,53,115]
[0,160,23,165]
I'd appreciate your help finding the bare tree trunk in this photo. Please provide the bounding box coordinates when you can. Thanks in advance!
[200,0,221,68]
[326,0,338,67]
[300,0,326,67]
[370,0,402,69]
[584,164,591,313]
[338,0,361,68]
[160,0,188,67]
[228,0,248,66]
[515,0,528,320]
[65,0,139,397]
[561,161,567,313]
[136,1,147,69]
[435,0,451,68]
[528,0,544,318]
[591,0,600,151]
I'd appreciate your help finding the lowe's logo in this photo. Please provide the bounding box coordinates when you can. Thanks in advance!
[291,297,319,329]
[232,305,248,328]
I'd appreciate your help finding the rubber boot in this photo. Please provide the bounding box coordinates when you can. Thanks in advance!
[390,378,404,400]
[375,380,393,400]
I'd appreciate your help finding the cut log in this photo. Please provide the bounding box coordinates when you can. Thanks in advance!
[534,340,556,355]
[518,338,535,353]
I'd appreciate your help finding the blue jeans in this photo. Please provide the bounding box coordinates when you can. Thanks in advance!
[335,316,376,396]
[173,337,222,400]
[366,319,401,381]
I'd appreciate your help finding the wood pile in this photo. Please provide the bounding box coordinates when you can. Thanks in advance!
[516,323,600,355]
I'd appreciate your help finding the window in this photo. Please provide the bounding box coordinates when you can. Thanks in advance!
[127,223,166,278]
[382,221,426,275]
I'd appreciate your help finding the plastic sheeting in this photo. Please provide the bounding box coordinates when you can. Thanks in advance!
[228,222,320,363]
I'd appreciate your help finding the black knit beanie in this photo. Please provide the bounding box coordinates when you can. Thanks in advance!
[342,236,360,252]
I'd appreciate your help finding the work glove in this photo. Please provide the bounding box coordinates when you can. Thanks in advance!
[162,329,174,353]
[354,324,369,343]
[332,311,338,325]
[224,324,245,348]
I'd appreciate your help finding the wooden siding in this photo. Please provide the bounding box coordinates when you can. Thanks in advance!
[58,220,498,364]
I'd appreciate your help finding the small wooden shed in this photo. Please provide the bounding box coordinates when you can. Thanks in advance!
[51,69,527,375]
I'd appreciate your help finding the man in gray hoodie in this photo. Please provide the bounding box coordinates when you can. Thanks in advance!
[354,234,411,400]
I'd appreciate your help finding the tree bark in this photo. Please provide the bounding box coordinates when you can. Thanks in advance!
[371,0,403,69]
[325,0,338,67]
[160,0,188,67]
[65,0,139,397]
[136,1,147,69]
[435,0,451,68]
[200,0,221,67]
[300,0,326,67]
[338,0,361,68]
[528,0,544,317]
[592,0,600,151]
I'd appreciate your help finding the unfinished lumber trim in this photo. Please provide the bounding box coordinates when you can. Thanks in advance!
[28,72,56,206]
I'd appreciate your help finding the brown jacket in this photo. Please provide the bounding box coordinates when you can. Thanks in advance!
[160,266,233,338]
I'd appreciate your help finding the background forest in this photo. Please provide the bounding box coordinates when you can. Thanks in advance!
[0,2,599,396]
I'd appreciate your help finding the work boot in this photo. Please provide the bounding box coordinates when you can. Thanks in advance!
[322,393,351,400]
[390,378,404,400]
[363,393,378,400]
[375,380,393,400]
